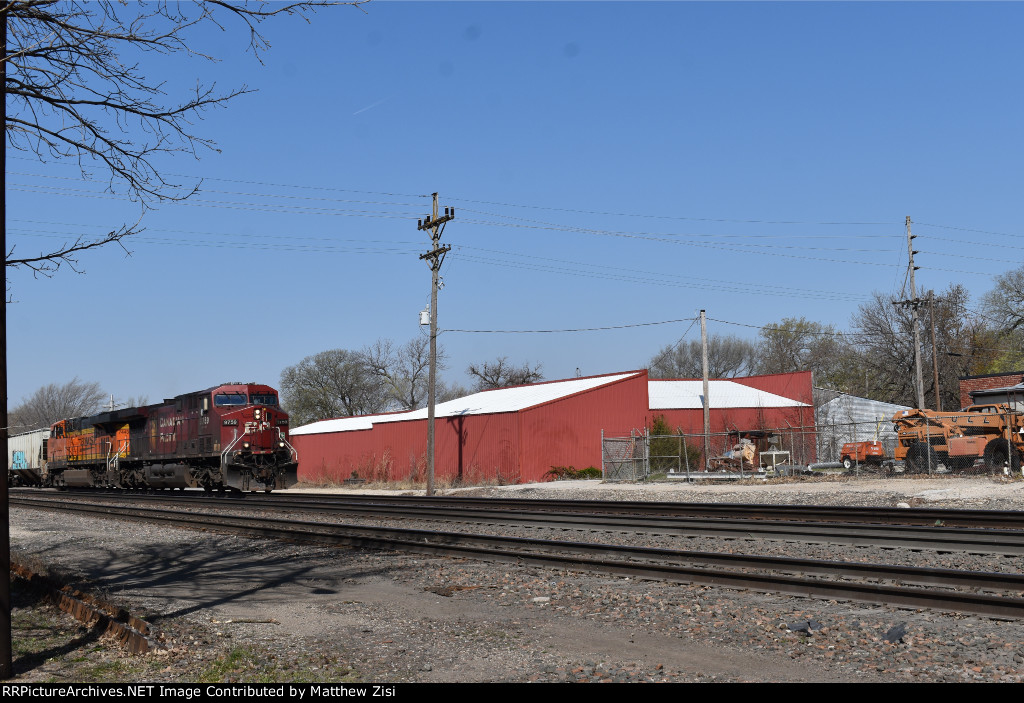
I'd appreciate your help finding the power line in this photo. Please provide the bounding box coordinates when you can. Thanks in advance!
[445,317,699,334]
[647,317,701,368]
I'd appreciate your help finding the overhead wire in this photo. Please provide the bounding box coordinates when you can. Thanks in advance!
[444,317,700,334]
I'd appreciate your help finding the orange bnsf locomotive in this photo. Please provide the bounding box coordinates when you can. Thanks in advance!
[44,383,298,492]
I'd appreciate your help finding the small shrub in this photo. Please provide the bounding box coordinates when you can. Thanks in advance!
[545,465,602,481]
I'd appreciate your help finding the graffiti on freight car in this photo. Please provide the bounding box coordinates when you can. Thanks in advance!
[11,451,27,470]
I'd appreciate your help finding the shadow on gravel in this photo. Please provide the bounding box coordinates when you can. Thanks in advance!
[19,537,399,625]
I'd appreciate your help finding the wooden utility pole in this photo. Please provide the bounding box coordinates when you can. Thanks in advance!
[929,292,941,411]
[0,5,11,678]
[894,216,926,409]
[417,194,453,497]
[700,310,711,471]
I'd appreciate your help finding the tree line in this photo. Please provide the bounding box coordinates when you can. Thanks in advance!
[648,266,1024,411]
[279,339,544,426]
[14,261,1024,430]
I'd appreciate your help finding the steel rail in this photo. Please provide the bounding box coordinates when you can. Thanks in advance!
[12,495,1024,619]
[276,492,1024,529]
[25,490,1024,555]
[37,488,1024,530]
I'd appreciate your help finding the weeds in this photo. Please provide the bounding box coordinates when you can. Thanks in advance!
[545,466,602,481]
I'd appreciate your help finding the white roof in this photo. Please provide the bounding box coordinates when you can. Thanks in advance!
[292,372,642,436]
[649,380,810,410]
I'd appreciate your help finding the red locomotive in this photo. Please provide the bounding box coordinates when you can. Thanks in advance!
[44,383,298,492]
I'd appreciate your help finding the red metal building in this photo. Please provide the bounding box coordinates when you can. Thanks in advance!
[291,370,650,484]
[291,369,817,483]
[647,372,816,464]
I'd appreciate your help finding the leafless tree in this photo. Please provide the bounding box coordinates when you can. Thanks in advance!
[362,336,445,411]
[114,394,149,410]
[754,316,862,391]
[467,356,543,391]
[647,335,757,379]
[4,0,364,275]
[850,284,983,410]
[437,379,470,403]
[279,349,391,426]
[983,265,1024,333]
[8,376,105,431]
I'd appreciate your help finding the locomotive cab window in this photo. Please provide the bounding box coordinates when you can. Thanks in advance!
[214,393,247,406]
[250,394,278,406]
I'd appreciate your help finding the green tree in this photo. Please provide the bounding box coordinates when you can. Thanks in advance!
[755,316,861,391]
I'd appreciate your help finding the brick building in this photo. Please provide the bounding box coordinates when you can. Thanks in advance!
[959,371,1024,409]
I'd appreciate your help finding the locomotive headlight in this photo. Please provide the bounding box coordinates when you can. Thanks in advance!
[279,441,285,448]
[242,441,251,450]
[254,408,262,420]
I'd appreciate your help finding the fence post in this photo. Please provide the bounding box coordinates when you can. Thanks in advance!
[638,425,647,480]
[926,420,932,474]
[1008,409,1013,477]
[600,429,605,480]
[683,433,691,481]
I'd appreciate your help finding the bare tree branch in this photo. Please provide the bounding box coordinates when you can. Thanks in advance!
[467,357,543,391]
[4,0,367,274]
[8,376,106,432]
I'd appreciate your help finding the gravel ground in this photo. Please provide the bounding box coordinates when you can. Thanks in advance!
[9,474,1024,683]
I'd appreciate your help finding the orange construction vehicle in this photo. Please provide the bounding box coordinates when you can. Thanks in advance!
[839,440,885,470]
[892,404,1024,473]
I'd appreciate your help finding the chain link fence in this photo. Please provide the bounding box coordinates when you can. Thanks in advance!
[600,432,647,482]
[601,425,815,481]
[602,415,1013,481]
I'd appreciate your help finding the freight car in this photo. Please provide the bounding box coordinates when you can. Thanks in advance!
[41,383,298,492]
[7,428,50,486]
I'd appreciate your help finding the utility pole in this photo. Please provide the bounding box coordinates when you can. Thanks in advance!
[417,193,453,497]
[0,4,12,675]
[929,292,941,411]
[893,216,926,409]
[0,5,11,679]
[700,310,711,471]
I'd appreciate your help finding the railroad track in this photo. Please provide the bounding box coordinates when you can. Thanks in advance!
[21,489,1024,555]
[44,487,1024,528]
[12,494,1024,619]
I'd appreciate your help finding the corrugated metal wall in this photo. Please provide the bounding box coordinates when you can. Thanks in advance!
[732,371,814,405]
[815,395,910,462]
[295,412,520,484]
[646,372,817,462]
[293,370,651,484]
[519,372,650,480]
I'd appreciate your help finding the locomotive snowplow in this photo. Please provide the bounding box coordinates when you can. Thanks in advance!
[892,404,1024,473]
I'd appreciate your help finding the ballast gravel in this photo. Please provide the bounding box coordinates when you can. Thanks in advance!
[9,475,1024,683]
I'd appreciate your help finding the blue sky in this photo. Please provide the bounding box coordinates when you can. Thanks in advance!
[7,1,1024,408]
